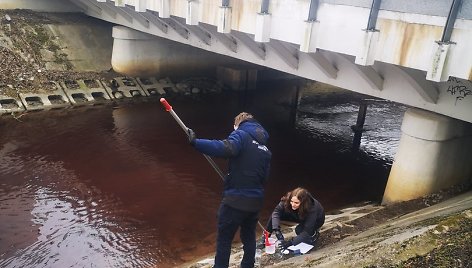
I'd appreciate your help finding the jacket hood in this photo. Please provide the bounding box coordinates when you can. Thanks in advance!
[238,119,269,145]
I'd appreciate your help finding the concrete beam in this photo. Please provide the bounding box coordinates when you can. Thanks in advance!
[123,6,150,28]
[161,17,189,39]
[300,20,320,53]
[159,0,170,18]
[341,55,383,91]
[139,11,168,33]
[355,30,379,66]
[307,51,338,79]
[113,0,125,7]
[232,31,266,60]
[171,17,211,45]
[200,24,237,52]
[395,66,439,104]
[187,25,212,45]
[94,1,116,19]
[268,40,299,69]
[74,0,102,16]
[103,2,132,23]
[355,65,384,91]
[426,42,451,82]
[218,6,232,33]
[186,0,200,25]
[255,13,271,43]
[134,0,147,12]
[167,17,212,45]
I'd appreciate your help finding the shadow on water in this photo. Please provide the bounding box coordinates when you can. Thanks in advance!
[0,82,407,267]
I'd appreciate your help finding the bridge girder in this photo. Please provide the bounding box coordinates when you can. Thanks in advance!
[72,0,472,123]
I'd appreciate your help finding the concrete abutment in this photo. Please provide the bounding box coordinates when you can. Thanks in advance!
[111,26,243,79]
[382,108,472,204]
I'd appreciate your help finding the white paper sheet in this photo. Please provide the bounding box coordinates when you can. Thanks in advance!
[287,242,314,254]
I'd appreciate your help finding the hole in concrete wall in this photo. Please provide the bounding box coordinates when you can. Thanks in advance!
[25,96,43,106]
[84,79,100,88]
[147,88,160,96]
[71,93,87,103]
[0,99,19,109]
[113,91,124,99]
[159,79,170,84]
[122,78,137,87]
[65,80,80,90]
[48,95,66,104]
[91,92,106,101]
[130,90,142,97]
[163,87,175,95]
[139,78,153,85]
[48,81,59,90]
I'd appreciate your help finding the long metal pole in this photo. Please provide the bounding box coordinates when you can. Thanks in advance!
[160,98,225,179]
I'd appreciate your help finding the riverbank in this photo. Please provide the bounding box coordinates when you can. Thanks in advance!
[0,10,230,115]
[183,183,471,268]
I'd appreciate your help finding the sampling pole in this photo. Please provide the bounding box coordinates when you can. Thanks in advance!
[160,98,269,235]
[160,98,225,179]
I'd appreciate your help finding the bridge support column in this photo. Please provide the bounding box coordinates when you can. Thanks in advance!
[111,26,232,78]
[111,26,165,77]
[382,108,472,204]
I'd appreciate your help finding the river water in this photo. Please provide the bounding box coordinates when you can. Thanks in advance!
[0,82,407,267]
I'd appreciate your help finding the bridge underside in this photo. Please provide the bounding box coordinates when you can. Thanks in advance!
[64,0,472,123]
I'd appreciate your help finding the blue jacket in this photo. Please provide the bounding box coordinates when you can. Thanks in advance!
[193,119,272,212]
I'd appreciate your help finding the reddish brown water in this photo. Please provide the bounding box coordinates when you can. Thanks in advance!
[0,87,405,267]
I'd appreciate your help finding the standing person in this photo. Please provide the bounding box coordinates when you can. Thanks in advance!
[187,112,272,268]
[263,187,325,250]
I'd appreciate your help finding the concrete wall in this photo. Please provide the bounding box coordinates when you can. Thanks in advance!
[45,21,114,72]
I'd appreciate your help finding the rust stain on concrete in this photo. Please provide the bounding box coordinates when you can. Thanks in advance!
[231,0,259,31]
[378,19,442,66]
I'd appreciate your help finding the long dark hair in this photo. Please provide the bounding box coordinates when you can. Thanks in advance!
[282,187,312,219]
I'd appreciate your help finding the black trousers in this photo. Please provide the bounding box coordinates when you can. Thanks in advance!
[214,204,259,268]
[265,214,320,245]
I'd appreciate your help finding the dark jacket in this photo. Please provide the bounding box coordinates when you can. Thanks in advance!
[271,195,325,245]
[193,119,272,212]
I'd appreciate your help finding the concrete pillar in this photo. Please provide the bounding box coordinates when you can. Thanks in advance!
[382,108,472,204]
[111,26,238,78]
[111,26,164,77]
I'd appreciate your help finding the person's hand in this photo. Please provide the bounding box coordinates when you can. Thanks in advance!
[187,128,196,145]
[278,239,293,250]
[274,229,284,241]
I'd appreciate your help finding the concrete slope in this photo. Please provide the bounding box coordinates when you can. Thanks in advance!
[271,190,472,268]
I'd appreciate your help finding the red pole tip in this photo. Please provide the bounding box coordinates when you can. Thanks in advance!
[264,230,270,246]
[160,98,172,111]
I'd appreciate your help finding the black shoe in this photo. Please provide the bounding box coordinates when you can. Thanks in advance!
[311,230,320,244]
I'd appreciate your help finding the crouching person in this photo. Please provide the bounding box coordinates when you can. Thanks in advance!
[264,187,325,250]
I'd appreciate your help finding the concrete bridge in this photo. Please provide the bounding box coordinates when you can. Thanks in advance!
[3,0,472,203]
